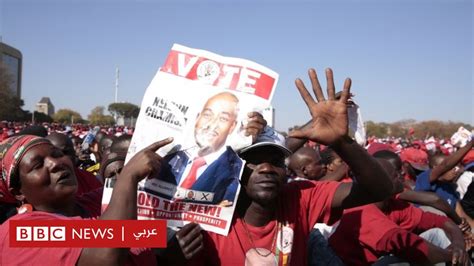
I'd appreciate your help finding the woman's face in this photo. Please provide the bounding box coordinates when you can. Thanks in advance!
[17,143,78,209]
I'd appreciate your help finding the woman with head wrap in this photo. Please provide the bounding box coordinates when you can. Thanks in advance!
[0,135,173,265]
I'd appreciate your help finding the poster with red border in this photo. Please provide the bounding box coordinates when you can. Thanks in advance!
[102,44,278,235]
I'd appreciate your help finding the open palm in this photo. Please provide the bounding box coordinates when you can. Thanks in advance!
[289,68,351,145]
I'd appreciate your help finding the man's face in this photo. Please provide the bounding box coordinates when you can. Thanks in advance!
[241,147,287,206]
[301,155,326,180]
[384,160,404,195]
[194,94,237,154]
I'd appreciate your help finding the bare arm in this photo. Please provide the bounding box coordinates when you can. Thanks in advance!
[399,190,463,225]
[424,241,454,264]
[456,202,474,233]
[289,68,393,210]
[77,138,173,266]
[430,140,473,182]
[286,120,311,152]
[330,137,393,209]
[441,219,470,265]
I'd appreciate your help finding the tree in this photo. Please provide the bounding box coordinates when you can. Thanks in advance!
[33,111,53,123]
[365,121,388,137]
[88,106,115,125]
[53,109,83,124]
[363,120,473,139]
[0,62,26,121]
[108,102,140,119]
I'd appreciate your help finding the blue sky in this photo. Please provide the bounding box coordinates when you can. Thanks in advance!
[1,0,472,132]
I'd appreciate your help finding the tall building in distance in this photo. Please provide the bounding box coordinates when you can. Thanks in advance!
[0,42,22,98]
[36,97,55,117]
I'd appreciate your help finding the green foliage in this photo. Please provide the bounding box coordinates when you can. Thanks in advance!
[33,111,53,123]
[88,106,115,125]
[412,121,472,139]
[53,109,83,124]
[108,102,140,119]
[365,121,388,137]
[365,120,473,139]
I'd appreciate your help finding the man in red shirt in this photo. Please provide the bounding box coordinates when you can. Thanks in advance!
[187,68,395,265]
[329,159,469,265]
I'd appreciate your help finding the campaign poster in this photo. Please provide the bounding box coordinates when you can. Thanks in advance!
[102,44,278,235]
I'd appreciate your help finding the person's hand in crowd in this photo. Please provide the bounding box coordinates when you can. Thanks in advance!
[175,223,204,260]
[289,68,351,146]
[243,112,267,142]
[217,200,233,207]
[463,231,473,251]
[458,218,471,234]
[448,241,470,265]
[439,165,464,182]
[119,137,173,183]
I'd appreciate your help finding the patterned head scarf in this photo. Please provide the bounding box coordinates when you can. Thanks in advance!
[0,135,51,202]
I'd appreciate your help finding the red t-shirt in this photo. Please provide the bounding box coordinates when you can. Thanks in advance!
[193,180,342,266]
[75,168,103,196]
[0,189,155,266]
[329,198,448,265]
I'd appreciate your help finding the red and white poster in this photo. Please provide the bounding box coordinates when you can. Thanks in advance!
[102,44,278,235]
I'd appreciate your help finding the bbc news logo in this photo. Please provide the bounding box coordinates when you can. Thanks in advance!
[17,226,66,241]
[10,220,166,248]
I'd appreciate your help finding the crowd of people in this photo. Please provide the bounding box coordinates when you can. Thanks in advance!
[0,68,473,265]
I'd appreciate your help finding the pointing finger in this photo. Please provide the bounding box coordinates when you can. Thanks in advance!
[146,137,174,152]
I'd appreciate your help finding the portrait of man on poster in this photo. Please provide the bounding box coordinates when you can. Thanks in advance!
[157,91,244,207]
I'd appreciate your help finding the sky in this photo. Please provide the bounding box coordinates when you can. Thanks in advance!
[0,0,472,132]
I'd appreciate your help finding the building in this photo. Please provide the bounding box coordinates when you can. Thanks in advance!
[0,42,22,98]
[36,97,55,117]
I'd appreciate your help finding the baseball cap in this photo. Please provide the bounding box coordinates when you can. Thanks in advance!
[238,126,292,158]
[462,150,474,165]
[367,142,395,156]
[399,147,429,171]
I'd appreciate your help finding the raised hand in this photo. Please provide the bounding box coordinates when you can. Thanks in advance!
[289,68,351,145]
[120,137,173,183]
[243,112,267,143]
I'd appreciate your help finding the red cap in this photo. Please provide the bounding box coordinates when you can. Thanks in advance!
[399,147,429,171]
[367,143,395,155]
[412,140,427,151]
[462,150,474,165]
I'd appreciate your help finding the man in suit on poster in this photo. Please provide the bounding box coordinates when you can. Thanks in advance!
[157,91,265,206]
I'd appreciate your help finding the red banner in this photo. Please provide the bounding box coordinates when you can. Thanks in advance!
[9,220,166,248]
[161,50,276,100]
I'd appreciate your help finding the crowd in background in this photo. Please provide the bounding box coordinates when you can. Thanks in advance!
[0,68,473,265]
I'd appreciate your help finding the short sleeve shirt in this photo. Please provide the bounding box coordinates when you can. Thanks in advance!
[415,169,459,209]
[193,180,342,266]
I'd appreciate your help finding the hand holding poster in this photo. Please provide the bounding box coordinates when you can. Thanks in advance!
[102,44,278,235]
